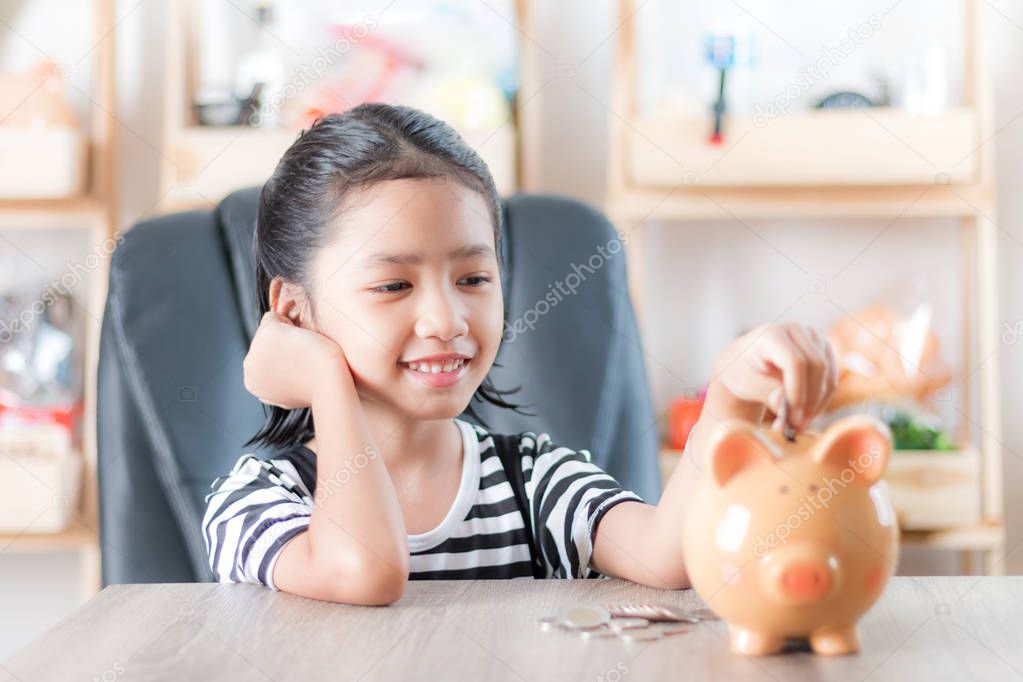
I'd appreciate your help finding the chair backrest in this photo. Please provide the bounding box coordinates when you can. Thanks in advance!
[97,188,662,585]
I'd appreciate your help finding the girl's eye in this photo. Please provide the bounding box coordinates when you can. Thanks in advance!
[372,282,410,294]
[459,275,492,286]
[371,276,491,294]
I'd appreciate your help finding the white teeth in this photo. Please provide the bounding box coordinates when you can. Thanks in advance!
[407,359,465,374]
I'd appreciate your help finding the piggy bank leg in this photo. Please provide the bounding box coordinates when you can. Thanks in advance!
[729,626,786,656]
[809,625,860,655]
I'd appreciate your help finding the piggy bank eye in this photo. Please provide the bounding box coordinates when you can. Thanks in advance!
[808,483,819,493]
[778,484,789,494]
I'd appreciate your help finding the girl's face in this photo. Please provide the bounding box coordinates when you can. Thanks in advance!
[304,177,503,419]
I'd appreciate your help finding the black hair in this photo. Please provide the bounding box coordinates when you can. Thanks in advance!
[245,103,534,451]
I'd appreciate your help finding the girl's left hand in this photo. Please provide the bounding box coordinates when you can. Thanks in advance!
[709,321,839,435]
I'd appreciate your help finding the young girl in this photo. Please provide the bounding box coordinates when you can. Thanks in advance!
[202,103,838,605]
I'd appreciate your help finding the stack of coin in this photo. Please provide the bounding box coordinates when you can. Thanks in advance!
[537,602,717,642]
[606,603,701,623]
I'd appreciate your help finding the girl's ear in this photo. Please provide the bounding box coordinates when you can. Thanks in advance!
[268,276,313,328]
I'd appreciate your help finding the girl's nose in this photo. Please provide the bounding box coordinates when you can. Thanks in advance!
[414,286,468,341]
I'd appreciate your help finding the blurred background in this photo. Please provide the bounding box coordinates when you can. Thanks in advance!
[1,0,1022,660]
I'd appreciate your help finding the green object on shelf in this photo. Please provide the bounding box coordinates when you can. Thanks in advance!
[886,411,956,451]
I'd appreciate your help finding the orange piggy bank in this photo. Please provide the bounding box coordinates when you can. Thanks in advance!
[681,415,899,656]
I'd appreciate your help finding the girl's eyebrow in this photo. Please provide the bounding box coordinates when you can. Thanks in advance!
[357,242,495,268]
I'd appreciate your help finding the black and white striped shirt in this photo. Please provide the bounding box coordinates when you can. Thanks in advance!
[202,418,645,589]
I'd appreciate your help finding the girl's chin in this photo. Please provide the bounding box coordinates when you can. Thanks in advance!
[394,392,472,422]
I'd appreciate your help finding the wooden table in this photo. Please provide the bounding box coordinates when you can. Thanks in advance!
[4,577,1022,681]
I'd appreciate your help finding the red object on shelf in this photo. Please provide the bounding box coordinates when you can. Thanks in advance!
[0,397,83,440]
[666,391,706,451]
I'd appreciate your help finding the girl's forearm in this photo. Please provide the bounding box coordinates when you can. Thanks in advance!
[644,416,710,585]
[592,400,731,588]
[306,364,410,592]
[645,381,769,582]
[594,382,766,588]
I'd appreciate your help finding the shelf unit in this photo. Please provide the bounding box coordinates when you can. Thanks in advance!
[608,0,1005,572]
[0,0,117,599]
[157,0,541,214]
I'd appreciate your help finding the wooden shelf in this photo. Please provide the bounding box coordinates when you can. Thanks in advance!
[608,183,996,223]
[626,107,978,189]
[885,447,981,530]
[0,518,97,554]
[901,521,1005,551]
[158,0,535,214]
[0,195,107,230]
[0,0,117,600]
[616,0,1004,574]
[160,126,295,210]
[0,504,102,598]
[0,451,98,555]
[160,123,518,214]
[0,128,88,200]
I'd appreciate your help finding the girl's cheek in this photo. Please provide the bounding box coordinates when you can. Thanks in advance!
[480,293,504,336]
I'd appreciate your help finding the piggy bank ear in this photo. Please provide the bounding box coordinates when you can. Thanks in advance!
[706,421,775,487]
[813,416,892,485]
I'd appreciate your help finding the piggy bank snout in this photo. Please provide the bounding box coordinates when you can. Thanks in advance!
[779,560,832,602]
[761,547,840,605]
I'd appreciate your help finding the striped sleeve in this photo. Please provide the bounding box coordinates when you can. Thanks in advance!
[201,452,314,591]
[519,432,645,579]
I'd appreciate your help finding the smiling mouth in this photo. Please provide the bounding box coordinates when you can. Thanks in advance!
[399,357,472,389]
[400,357,470,374]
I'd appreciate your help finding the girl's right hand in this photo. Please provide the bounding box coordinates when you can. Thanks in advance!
[242,311,352,409]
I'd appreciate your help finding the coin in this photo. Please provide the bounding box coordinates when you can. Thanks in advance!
[620,627,662,641]
[657,624,691,636]
[690,608,720,621]
[606,603,700,623]
[536,616,563,631]
[778,398,797,442]
[609,617,650,632]
[539,602,702,642]
[576,625,616,639]
[558,603,611,630]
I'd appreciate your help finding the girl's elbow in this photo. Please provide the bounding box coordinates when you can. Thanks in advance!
[326,552,410,605]
[652,565,691,591]
[347,562,409,605]
[668,562,692,590]
[361,575,408,605]
[669,571,692,591]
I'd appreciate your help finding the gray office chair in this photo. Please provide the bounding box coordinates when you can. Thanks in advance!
[97,187,661,585]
